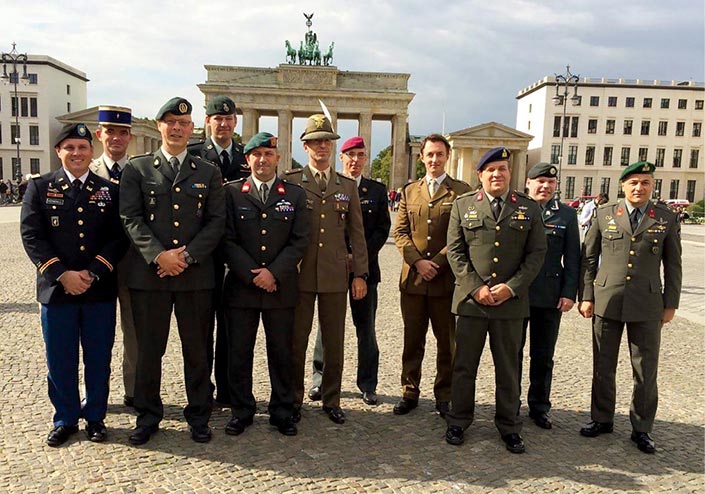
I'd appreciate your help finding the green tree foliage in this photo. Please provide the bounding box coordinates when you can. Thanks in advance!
[415,159,425,179]
[291,157,303,169]
[371,145,392,187]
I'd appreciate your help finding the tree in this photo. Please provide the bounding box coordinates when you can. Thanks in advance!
[291,157,303,169]
[415,159,425,179]
[371,145,392,187]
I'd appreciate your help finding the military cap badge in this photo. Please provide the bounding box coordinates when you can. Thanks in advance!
[312,115,326,129]
[178,102,188,113]
[78,125,87,136]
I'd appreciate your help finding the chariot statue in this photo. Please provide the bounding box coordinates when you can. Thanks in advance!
[284,13,334,66]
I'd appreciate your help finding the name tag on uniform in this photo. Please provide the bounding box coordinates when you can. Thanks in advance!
[46,198,64,206]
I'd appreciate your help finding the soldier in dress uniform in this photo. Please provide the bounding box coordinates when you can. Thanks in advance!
[392,133,471,418]
[518,162,580,430]
[221,132,309,437]
[309,136,391,406]
[120,97,226,445]
[89,106,138,408]
[20,123,128,446]
[187,95,247,405]
[444,147,546,454]
[578,161,682,454]
[283,114,368,425]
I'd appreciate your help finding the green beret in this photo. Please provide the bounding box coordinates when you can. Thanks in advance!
[527,162,558,179]
[155,97,192,120]
[620,161,655,181]
[244,132,278,155]
[54,123,92,147]
[300,114,340,141]
[206,95,236,116]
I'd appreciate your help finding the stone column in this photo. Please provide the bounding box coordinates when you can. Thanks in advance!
[391,113,409,190]
[358,112,373,176]
[450,147,459,180]
[277,109,293,173]
[241,108,259,142]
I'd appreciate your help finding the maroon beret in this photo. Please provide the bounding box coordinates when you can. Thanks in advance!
[340,136,365,153]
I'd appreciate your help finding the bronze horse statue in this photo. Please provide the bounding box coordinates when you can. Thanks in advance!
[285,40,297,64]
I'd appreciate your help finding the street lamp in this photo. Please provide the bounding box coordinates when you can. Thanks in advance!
[1,42,29,181]
[551,65,580,200]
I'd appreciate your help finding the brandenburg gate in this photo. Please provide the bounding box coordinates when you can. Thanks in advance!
[198,64,414,189]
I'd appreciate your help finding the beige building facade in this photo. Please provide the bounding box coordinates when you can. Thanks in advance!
[198,64,415,189]
[516,76,704,203]
[0,54,87,179]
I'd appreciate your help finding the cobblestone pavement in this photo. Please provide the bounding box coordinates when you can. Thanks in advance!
[0,208,703,493]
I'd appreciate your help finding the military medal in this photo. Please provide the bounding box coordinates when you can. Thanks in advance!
[51,216,60,227]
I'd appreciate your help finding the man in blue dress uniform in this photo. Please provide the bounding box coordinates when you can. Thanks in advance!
[21,123,128,446]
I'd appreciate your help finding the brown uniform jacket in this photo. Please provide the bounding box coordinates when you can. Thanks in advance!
[282,166,368,293]
[579,200,682,322]
[393,175,471,296]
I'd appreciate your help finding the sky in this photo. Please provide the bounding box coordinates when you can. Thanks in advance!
[2,0,703,166]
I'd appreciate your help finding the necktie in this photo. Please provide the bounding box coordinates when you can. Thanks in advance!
[260,183,269,203]
[317,171,327,193]
[170,157,180,176]
[630,208,641,231]
[72,178,82,192]
[220,150,230,170]
[491,197,502,220]
[429,178,438,197]
[110,162,121,180]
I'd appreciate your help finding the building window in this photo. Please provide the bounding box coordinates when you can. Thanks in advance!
[550,144,560,164]
[27,73,38,84]
[553,116,561,138]
[20,97,28,117]
[655,148,665,167]
[673,149,683,168]
[661,98,670,109]
[583,177,593,196]
[608,96,617,107]
[30,158,40,174]
[590,96,599,107]
[693,122,702,137]
[686,180,696,203]
[30,97,37,117]
[600,177,611,195]
[603,146,613,166]
[67,102,71,113]
[640,120,650,135]
[0,157,3,179]
[566,176,575,199]
[11,96,18,117]
[588,119,597,134]
[0,125,2,144]
[585,146,595,166]
[626,97,635,108]
[658,121,668,136]
[643,98,652,108]
[527,120,531,130]
[528,103,532,113]
[66,84,71,95]
[620,147,630,166]
[696,100,704,110]
[654,179,663,199]
[678,99,687,109]
[29,125,39,146]
[10,124,20,143]
[673,121,685,136]
[638,147,648,161]
[568,145,578,165]
[690,149,700,168]
[570,116,579,137]
[623,119,633,135]
[11,157,21,180]
[572,95,582,106]
[606,119,615,134]
[669,179,679,199]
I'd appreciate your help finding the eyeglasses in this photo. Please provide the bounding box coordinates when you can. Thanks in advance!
[163,119,193,127]
[345,152,367,160]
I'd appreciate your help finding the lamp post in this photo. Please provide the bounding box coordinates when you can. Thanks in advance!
[1,42,29,180]
[551,65,580,200]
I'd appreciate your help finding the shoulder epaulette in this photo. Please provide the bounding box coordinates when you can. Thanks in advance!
[284,168,303,175]
[30,173,41,179]
[338,173,355,182]
[187,140,206,147]
[280,178,303,189]
[128,153,151,160]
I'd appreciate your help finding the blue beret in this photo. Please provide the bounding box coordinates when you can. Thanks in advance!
[477,147,511,170]
[155,97,192,120]
[244,132,278,155]
[55,123,92,147]
[620,161,655,181]
[98,105,132,127]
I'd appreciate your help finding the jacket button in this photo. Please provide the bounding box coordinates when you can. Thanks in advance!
[627,263,633,268]
[495,226,501,231]
[173,204,179,210]
[426,252,431,257]
[77,207,83,213]
[427,219,432,224]
[626,276,632,281]
[318,243,323,248]
[320,228,325,233]
[629,250,635,255]
[261,246,267,251]
[491,272,497,278]
[261,229,267,235]
[631,237,636,241]
[79,233,85,238]
[175,187,181,192]
[493,257,499,263]
[427,236,431,240]
[322,199,326,204]
[262,213,267,219]
[150,190,155,195]
[172,239,179,245]
[77,220,84,226]
[174,221,180,227]
[321,213,325,219]
[494,241,500,247]
[653,239,658,244]
[79,246,86,251]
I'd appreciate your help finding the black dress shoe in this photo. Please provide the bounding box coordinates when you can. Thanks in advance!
[322,406,346,424]
[128,424,158,445]
[502,433,526,454]
[308,386,322,401]
[270,417,297,436]
[529,412,552,430]
[445,425,464,446]
[224,416,253,436]
[631,431,656,454]
[123,396,134,408]
[292,408,302,423]
[190,425,212,443]
[85,421,107,442]
[436,401,450,418]
[393,398,418,415]
[46,425,79,447]
[580,421,614,437]
[362,391,378,406]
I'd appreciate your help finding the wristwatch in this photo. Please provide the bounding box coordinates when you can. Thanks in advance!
[183,250,195,265]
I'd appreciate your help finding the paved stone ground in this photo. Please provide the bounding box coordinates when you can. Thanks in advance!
[0,206,703,493]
